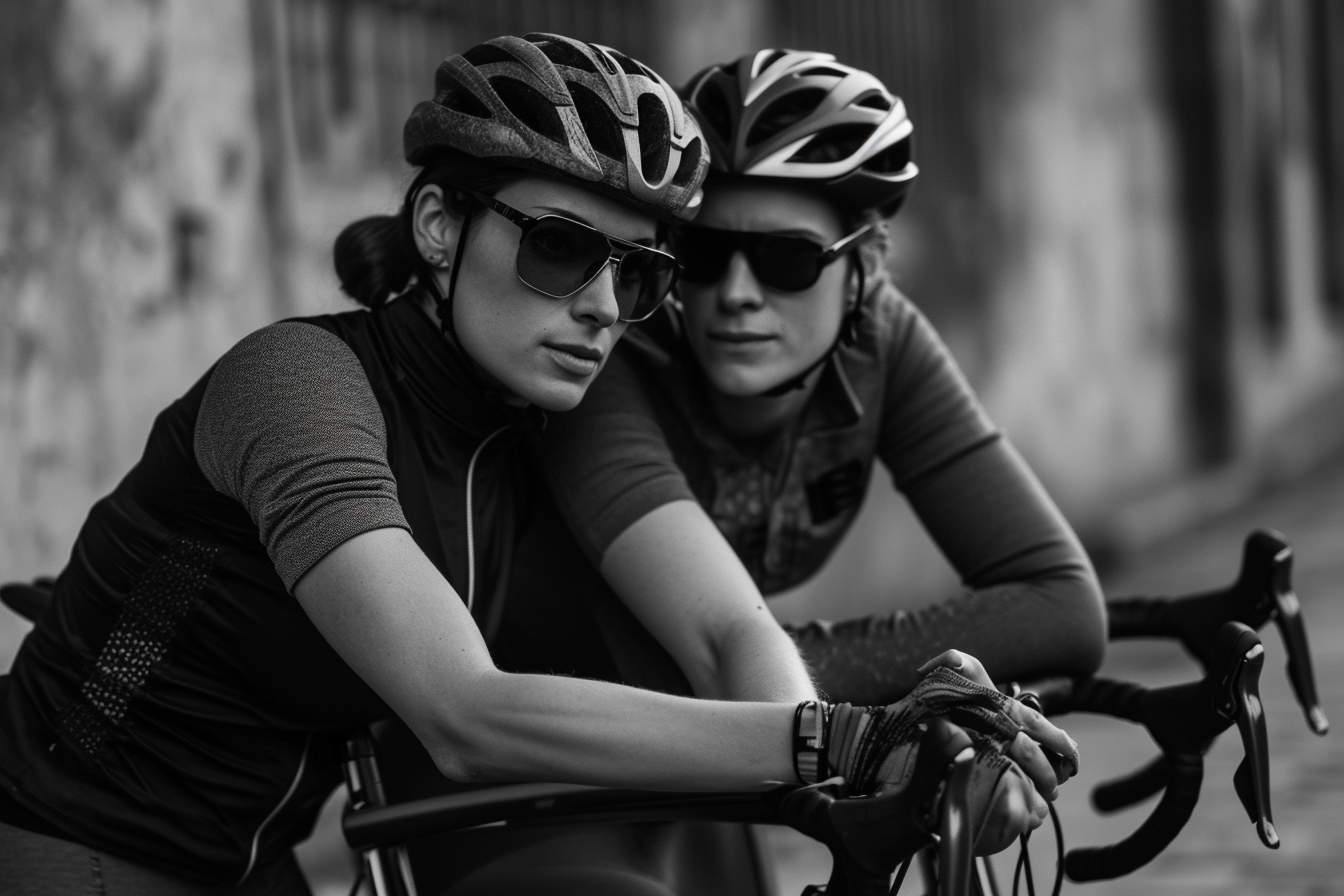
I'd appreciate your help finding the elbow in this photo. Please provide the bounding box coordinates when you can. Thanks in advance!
[1055,570,1107,677]
[417,674,512,783]
[421,720,493,784]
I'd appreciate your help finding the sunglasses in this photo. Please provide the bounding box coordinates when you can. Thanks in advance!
[672,224,876,293]
[468,192,679,323]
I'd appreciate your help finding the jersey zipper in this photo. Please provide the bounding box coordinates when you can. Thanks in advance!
[464,425,508,614]
[237,732,313,885]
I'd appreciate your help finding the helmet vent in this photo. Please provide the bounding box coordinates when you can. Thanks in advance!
[608,51,647,77]
[756,50,788,74]
[535,39,601,74]
[490,76,567,145]
[464,44,517,67]
[787,123,875,163]
[861,136,912,173]
[440,83,493,119]
[799,66,848,79]
[856,94,893,111]
[671,136,702,186]
[637,93,672,183]
[694,80,733,144]
[746,88,826,147]
[569,82,625,160]
[588,45,619,74]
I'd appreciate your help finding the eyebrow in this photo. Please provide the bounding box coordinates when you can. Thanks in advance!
[534,205,657,247]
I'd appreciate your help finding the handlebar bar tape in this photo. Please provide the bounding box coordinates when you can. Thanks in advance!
[1092,755,1168,813]
[1065,752,1203,882]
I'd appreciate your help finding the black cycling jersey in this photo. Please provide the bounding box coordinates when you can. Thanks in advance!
[0,292,535,884]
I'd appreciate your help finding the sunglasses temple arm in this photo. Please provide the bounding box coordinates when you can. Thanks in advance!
[819,223,878,265]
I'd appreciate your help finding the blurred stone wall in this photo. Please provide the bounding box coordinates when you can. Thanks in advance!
[0,1,288,664]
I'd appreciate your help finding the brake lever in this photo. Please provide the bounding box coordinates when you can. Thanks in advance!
[1264,548,1328,735]
[1108,528,1327,736]
[1224,635,1275,847]
[1024,622,1276,882]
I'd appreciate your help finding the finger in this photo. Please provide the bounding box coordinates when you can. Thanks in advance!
[1006,731,1062,799]
[974,768,1046,856]
[999,702,1080,779]
[916,649,994,689]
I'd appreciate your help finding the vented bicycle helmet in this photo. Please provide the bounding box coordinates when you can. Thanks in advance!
[684,49,917,216]
[404,33,708,221]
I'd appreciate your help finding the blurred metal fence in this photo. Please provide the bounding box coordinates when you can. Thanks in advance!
[772,0,987,207]
[280,0,663,170]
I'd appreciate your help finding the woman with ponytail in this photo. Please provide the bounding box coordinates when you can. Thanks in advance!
[0,36,1075,894]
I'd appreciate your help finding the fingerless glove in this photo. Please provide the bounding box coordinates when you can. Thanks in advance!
[793,666,1024,795]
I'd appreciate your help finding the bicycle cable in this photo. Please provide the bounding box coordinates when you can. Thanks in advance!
[1011,801,1064,896]
[889,852,915,895]
[346,862,366,896]
[1013,830,1035,896]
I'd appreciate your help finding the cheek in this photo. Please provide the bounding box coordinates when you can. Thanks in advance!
[778,273,848,348]
[678,284,716,328]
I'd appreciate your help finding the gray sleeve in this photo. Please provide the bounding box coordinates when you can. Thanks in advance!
[793,291,1105,703]
[194,321,411,590]
[536,348,697,565]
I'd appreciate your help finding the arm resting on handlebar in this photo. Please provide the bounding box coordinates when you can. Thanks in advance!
[789,570,1105,705]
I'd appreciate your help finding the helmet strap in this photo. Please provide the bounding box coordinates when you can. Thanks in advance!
[757,256,864,398]
[431,197,477,357]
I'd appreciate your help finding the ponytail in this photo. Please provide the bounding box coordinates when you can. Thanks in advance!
[332,149,521,308]
[334,214,419,309]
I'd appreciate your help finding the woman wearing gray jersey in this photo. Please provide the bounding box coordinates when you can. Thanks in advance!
[509,49,1106,716]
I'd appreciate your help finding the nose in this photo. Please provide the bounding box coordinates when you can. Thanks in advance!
[568,258,622,328]
[717,252,764,313]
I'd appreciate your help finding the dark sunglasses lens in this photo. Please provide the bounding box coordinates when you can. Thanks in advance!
[673,229,733,284]
[614,250,678,321]
[748,236,824,291]
[516,218,612,296]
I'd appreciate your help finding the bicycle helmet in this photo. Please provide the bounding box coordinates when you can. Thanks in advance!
[683,49,917,216]
[404,33,707,221]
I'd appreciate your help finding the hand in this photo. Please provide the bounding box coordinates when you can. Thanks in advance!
[917,649,1080,797]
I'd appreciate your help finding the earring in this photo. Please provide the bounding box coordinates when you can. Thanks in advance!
[426,252,445,267]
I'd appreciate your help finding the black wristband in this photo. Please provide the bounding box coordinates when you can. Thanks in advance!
[792,700,830,783]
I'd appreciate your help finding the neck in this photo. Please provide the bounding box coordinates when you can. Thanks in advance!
[413,288,528,408]
[705,370,820,440]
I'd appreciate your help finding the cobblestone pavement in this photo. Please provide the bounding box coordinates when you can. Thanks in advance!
[763,455,1344,896]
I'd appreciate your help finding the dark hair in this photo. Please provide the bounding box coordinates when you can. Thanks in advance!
[333,149,519,308]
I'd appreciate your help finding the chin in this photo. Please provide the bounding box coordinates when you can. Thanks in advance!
[518,378,591,412]
[701,361,785,398]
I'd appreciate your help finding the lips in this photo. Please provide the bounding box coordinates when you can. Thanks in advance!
[543,342,604,376]
[708,330,775,343]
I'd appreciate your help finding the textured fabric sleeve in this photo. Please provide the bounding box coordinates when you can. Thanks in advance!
[787,292,1106,704]
[536,349,697,565]
[194,321,411,590]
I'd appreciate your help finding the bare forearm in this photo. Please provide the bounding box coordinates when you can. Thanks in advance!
[433,669,798,789]
[696,617,817,702]
[789,574,1106,705]
[602,500,816,704]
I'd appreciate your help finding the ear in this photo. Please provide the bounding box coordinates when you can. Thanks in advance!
[410,184,464,275]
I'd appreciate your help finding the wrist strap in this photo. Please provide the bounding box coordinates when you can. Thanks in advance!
[792,700,830,784]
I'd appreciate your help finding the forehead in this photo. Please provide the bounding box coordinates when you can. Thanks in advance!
[494,176,657,243]
[694,179,846,240]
